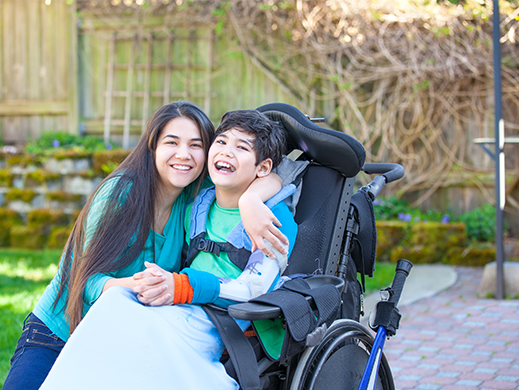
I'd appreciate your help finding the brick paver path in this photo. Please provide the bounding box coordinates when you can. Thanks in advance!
[384,266,519,390]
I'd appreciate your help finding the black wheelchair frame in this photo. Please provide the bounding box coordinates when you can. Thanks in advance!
[216,103,411,390]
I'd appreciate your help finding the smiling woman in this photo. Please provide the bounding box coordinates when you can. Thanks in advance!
[2,102,289,390]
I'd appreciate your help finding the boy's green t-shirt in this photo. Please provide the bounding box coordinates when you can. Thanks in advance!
[185,202,243,280]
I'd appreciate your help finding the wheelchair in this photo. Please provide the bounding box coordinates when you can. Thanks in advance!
[207,103,410,390]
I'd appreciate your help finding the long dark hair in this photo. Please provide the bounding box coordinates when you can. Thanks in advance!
[55,101,215,334]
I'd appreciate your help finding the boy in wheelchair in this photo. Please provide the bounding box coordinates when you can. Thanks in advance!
[40,109,298,390]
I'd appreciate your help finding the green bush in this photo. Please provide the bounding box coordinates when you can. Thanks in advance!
[24,131,112,156]
[10,226,47,249]
[374,196,446,223]
[0,169,13,187]
[5,189,36,203]
[374,196,499,242]
[92,150,131,176]
[26,169,61,184]
[457,203,496,242]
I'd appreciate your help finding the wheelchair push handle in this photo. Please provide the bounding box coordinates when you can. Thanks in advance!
[387,259,413,307]
[361,163,404,200]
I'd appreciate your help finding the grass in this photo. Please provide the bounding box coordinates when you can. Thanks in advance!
[0,248,61,387]
[0,249,396,386]
[363,262,398,295]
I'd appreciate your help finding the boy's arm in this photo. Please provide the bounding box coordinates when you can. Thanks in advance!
[240,173,289,258]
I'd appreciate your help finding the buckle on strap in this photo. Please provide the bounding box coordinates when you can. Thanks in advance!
[196,238,221,256]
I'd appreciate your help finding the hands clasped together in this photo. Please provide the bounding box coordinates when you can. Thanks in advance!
[132,262,176,306]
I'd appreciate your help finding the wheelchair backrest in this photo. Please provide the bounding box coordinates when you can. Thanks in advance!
[257,103,366,278]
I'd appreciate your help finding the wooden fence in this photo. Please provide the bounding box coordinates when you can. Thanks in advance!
[0,0,78,146]
[77,13,302,148]
[0,2,303,147]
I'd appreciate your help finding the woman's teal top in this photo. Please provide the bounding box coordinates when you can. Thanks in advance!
[33,177,189,341]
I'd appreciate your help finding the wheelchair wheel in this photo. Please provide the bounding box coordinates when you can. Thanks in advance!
[289,319,394,390]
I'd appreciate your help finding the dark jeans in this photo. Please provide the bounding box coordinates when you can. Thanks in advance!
[3,313,65,390]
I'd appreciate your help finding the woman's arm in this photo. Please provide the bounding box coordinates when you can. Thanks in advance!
[102,271,166,294]
[240,172,288,258]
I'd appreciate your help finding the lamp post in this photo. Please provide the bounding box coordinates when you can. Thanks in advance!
[492,0,505,300]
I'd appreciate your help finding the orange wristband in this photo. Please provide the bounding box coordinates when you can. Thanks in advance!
[173,273,194,305]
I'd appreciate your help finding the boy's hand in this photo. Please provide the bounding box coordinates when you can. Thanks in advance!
[239,193,288,258]
[133,262,175,306]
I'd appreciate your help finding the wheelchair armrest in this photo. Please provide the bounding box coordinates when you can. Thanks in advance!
[228,275,345,321]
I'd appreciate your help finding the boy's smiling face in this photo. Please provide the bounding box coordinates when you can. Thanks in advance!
[208,128,272,207]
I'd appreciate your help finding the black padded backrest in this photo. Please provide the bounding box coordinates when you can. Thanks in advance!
[257,103,365,178]
[256,103,363,277]
[284,165,346,276]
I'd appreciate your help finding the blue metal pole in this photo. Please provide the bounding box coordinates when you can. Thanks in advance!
[358,327,387,390]
[492,0,505,300]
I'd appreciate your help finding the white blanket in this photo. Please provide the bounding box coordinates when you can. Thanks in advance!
[41,286,249,390]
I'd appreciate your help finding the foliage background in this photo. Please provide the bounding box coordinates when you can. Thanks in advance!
[74,0,519,220]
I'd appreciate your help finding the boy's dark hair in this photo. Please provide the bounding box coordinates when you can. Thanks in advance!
[216,109,286,168]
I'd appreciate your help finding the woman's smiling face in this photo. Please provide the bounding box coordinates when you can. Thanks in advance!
[155,117,206,197]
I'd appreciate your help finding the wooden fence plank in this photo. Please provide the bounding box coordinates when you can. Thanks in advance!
[42,0,56,100]
[163,30,173,105]
[15,0,28,100]
[123,34,137,149]
[56,0,67,99]
[142,32,153,134]
[0,1,4,102]
[104,32,116,144]
[185,29,194,101]
[67,1,79,133]
[2,0,15,99]
[204,29,214,116]
[0,100,69,116]
[27,1,41,100]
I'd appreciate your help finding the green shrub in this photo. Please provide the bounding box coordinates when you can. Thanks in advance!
[0,208,22,247]
[376,221,407,262]
[48,226,72,249]
[374,196,500,242]
[10,226,47,249]
[5,189,36,203]
[26,169,61,184]
[27,209,68,230]
[389,222,466,264]
[24,131,112,156]
[457,204,496,242]
[46,191,82,203]
[374,196,447,223]
[0,169,13,187]
[92,150,131,176]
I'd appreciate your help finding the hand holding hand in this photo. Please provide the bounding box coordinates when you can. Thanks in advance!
[133,262,175,306]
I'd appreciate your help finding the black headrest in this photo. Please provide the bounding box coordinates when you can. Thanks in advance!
[257,103,365,178]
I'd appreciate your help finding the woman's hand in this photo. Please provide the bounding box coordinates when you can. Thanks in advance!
[239,191,288,258]
[133,262,175,306]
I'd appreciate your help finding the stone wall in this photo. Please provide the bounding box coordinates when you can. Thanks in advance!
[0,150,129,249]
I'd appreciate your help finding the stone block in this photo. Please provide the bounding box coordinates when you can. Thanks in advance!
[63,176,95,195]
[12,175,24,189]
[479,262,519,298]
[8,200,33,213]
[44,158,90,174]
